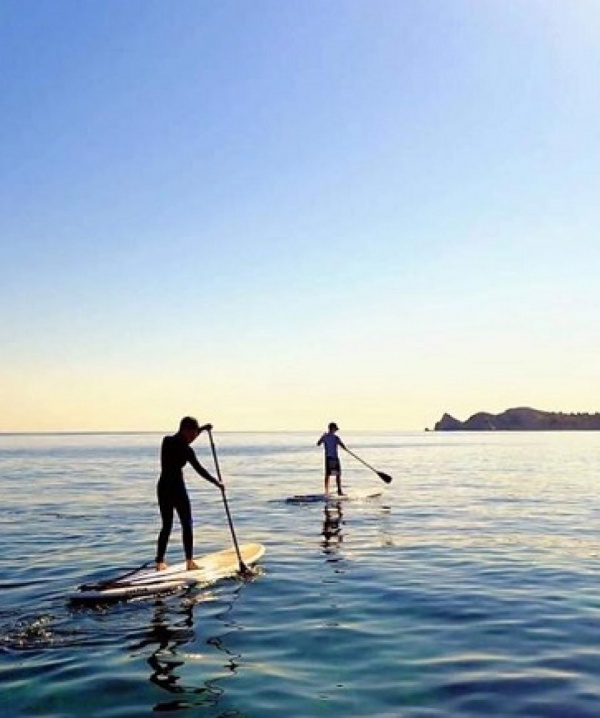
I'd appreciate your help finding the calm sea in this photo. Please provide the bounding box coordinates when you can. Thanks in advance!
[1,431,599,717]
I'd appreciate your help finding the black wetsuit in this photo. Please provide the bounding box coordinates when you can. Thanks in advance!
[155,432,214,563]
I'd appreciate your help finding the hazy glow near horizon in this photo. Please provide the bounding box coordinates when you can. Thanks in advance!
[1,1,599,432]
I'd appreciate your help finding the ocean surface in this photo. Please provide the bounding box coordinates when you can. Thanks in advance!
[1,430,599,717]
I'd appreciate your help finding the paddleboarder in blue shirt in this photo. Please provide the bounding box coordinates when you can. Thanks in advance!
[155,416,223,571]
[317,422,347,496]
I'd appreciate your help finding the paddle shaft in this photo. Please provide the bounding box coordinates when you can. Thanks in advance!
[343,447,392,484]
[344,447,378,472]
[207,430,248,573]
[79,561,153,592]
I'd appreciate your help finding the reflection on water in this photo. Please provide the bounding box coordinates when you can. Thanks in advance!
[127,592,247,714]
[145,602,195,699]
[321,502,344,557]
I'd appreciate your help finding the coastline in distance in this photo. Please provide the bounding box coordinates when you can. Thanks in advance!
[432,407,600,431]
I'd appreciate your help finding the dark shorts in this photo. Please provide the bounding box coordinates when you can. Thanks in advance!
[325,457,341,476]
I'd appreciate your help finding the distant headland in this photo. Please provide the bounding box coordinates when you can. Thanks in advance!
[433,407,600,431]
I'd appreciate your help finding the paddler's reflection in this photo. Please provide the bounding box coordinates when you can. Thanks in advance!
[143,600,194,695]
[321,501,344,553]
[137,593,245,713]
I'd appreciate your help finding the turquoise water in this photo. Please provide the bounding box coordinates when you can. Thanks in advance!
[1,431,599,717]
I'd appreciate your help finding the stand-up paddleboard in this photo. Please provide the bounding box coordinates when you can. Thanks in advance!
[71,543,265,603]
[286,489,382,504]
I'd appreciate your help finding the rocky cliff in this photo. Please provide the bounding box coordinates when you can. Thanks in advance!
[434,407,600,431]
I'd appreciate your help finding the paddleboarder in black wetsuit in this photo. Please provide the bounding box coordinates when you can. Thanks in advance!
[155,416,223,571]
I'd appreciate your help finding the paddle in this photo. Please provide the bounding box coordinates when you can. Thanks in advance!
[207,429,252,576]
[343,447,393,484]
[79,561,154,592]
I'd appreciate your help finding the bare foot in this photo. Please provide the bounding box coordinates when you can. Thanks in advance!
[156,562,167,571]
[186,560,199,570]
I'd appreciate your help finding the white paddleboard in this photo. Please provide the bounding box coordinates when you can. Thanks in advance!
[286,489,382,504]
[72,543,265,603]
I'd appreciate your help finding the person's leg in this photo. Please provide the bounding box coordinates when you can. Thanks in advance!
[156,485,174,570]
[174,491,197,569]
[324,458,331,494]
[335,468,344,496]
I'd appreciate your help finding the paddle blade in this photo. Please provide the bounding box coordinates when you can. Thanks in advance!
[239,562,259,580]
[378,471,393,484]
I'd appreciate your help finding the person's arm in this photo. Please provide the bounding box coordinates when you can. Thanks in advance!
[187,447,222,488]
[198,423,213,434]
[338,437,348,451]
[317,434,323,446]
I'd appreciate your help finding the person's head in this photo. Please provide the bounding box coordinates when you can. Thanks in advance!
[328,422,339,433]
[179,416,201,443]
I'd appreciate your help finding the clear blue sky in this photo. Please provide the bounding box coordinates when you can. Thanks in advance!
[1,0,599,431]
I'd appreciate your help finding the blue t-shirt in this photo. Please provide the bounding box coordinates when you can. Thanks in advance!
[319,433,341,459]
